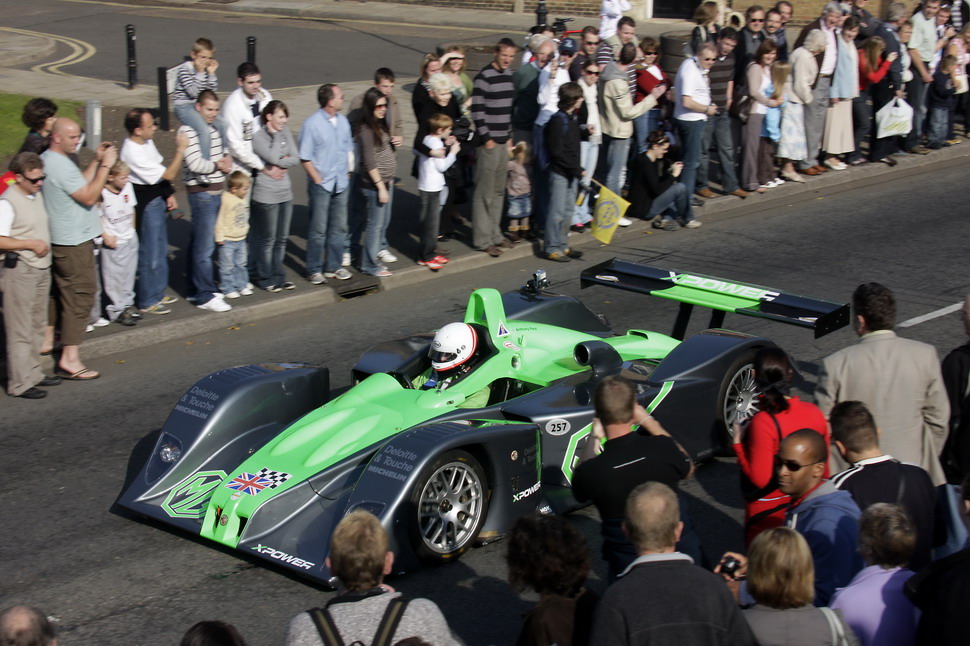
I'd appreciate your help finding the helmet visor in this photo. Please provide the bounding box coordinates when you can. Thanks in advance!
[429,349,458,366]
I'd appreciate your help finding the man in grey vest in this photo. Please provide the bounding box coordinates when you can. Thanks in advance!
[0,152,61,399]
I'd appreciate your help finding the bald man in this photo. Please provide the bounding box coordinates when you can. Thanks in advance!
[778,428,863,605]
[0,605,57,645]
[41,118,117,380]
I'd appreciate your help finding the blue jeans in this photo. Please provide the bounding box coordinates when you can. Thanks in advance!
[218,240,248,293]
[346,173,393,258]
[251,200,292,288]
[650,182,693,223]
[187,191,220,305]
[634,108,662,154]
[698,111,740,193]
[927,105,949,147]
[135,195,169,309]
[573,141,599,224]
[306,182,349,275]
[359,182,393,275]
[675,118,706,197]
[905,73,928,149]
[602,134,631,195]
[545,172,575,255]
[174,103,226,161]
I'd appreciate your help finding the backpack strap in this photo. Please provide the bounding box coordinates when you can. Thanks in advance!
[371,597,409,646]
[308,607,345,646]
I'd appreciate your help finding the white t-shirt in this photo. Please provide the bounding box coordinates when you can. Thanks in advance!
[99,183,137,244]
[120,137,165,186]
[674,57,711,122]
[417,135,456,192]
[0,194,36,235]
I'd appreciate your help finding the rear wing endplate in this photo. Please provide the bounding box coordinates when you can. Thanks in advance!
[580,258,849,340]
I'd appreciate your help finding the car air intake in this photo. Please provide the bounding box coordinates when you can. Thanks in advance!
[573,341,623,380]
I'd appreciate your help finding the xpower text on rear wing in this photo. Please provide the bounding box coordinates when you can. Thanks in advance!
[580,258,850,340]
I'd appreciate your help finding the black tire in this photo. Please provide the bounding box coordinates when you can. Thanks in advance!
[410,449,489,564]
[716,349,760,443]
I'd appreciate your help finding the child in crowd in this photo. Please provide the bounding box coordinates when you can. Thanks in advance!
[215,171,252,298]
[416,113,459,272]
[928,55,959,149]
[172,37,222,159]
[98,161,141,327]
[506,141,532,242]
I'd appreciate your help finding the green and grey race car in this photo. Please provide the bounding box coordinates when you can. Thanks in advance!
[118,258,847,586]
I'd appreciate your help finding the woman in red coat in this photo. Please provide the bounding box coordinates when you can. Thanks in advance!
[732,347,829,546]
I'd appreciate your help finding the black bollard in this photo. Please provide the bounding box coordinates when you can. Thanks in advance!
[126,24,137,89]
[536,0,548,27]
[157,66,170,131]
[247,36,257,64]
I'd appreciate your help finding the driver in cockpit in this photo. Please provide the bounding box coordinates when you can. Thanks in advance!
[422,322,491,408]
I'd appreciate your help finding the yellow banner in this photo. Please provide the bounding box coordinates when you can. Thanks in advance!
[591,186,631,245]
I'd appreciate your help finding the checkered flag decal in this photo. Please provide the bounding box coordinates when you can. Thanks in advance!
[257,468,292,489]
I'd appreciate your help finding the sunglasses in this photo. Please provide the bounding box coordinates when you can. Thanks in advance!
[750,17,765,22]
[585,40,601,45]
[24,175,46,184]
[375,103,388,108]
[774,456,824,472]
[644,51,659,55]
[585,70,601,75]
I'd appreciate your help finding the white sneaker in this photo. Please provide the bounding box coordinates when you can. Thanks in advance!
[92,317,110,328]
[85,324,95,333]
[377,249,398,263]
[240,285,254,296]
[684,220,702,229]
[308,272,326,285]
[224,291,240,299]
[197,298,232,312]
[325,268,352,281]
[618,217,633,227]
[342,252,351,267]
[824,158,847,171]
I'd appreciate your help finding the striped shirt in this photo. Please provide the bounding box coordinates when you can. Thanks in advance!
[471,64,514,145]
[172,60,217,105]
[179,123,226,191]
[709,53,735,107]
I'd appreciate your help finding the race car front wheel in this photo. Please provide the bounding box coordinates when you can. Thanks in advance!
[410,449,489,564]
[717,349,760,442]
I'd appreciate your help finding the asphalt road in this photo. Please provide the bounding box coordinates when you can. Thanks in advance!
[6,0,517,87]
[1,154,966,644]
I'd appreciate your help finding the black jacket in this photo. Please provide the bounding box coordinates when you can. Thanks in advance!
[545,110,582,179]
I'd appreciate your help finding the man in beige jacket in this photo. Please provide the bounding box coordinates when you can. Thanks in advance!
[816,282,950,486]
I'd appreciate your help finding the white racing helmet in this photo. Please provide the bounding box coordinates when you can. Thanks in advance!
[429,322,478,371]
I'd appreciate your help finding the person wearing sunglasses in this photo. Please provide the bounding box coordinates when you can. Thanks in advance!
[569,25,601,81]
[735,4,768,88]
[732,348,829,546]
[776,428,864,606]
[0,152,60,399]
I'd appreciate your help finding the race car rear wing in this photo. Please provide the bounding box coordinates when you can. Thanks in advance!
[580,258,849,340]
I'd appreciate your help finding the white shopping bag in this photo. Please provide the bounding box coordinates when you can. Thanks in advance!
[875,98,913,138]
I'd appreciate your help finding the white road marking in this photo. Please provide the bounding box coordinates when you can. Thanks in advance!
[898,302,963,328]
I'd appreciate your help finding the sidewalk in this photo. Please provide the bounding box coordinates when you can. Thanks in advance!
[1,3,967,361]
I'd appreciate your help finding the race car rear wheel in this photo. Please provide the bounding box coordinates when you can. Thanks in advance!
[717,349,760,442]
[411,449,489,564]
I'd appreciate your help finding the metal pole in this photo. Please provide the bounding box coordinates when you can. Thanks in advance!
[157,66,170,131]
[536,0,548,26]
[247,36,256,64]
[86,100,102,150]
[126,24,137,89]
